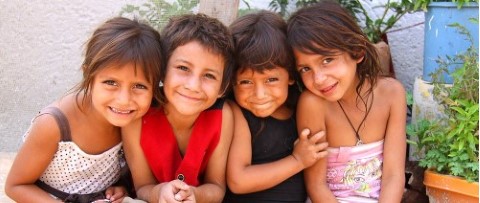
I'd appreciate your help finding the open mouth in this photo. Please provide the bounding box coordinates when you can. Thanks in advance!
[320,82,338,93]
[110,107,133,114]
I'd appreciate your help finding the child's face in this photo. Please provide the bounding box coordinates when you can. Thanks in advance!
[294,48,363,102]
[90,62,153,127]
[163,41,225,116]
[233,67,293,119]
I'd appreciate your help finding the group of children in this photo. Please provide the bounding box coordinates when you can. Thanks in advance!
[5,0,406,202]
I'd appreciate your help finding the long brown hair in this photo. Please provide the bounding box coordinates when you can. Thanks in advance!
[74,17,164,107]
[287,0,380,102]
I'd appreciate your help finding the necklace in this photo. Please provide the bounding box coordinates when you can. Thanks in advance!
[337,93,374,146]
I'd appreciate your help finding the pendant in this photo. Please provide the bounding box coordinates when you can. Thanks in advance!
[356,139,363,146]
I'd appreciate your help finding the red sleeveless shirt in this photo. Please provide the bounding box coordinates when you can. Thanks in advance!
[140,100,224,186]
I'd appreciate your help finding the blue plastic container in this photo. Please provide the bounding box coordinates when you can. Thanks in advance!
[422,2,479,83]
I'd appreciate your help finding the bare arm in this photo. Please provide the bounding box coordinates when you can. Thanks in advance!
[5,114,62,203]
[121,119,164,202]
[226,101,326,194]
[192,101,234,203]
[378,80,406,203]
[297,91,337,203]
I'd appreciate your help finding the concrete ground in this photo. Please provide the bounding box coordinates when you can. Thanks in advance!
[0,152,16,203]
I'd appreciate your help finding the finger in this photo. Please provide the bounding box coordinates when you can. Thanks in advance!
[105,187,114,199]
[171,179,189,190]
[299,128,310,140]
[309,131,326,143]
[318,150,329,158]
[316,141,329,151]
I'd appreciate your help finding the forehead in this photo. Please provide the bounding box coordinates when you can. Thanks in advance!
[170,41,225,71]
[236,66,289,77]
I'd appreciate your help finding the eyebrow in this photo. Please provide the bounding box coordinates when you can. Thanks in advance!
[174,58,222,75]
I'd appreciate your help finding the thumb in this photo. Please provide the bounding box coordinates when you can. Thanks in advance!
[299,128,310,140]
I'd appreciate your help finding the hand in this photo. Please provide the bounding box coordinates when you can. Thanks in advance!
[158,180,195,203]
[292,128,328,168]
[104,186,127,203]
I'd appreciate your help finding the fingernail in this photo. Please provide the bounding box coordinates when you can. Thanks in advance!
[175,194,181,201]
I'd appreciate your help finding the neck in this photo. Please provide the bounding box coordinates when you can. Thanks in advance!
[163,103,198,132]
[339,77,371,108]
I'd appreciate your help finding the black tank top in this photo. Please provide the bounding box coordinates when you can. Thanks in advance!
[223,108,306,203]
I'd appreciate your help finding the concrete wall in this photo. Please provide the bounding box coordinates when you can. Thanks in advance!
[0,0,424,152]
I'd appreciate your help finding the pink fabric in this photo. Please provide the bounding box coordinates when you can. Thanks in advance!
[326,140,384,201]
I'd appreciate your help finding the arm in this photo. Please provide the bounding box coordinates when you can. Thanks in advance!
[297,91,337,203]
[378,80,406,203]
[121,119,165,202]
[226,101,326,194]
[5,114,62,203]
[191,101,235,202]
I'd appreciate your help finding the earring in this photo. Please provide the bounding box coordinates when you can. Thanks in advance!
[159,81,164,87]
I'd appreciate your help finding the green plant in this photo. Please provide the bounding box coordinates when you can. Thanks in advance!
[414,0,478,11]
[268,0,416,43]
[355,0,416,43]
[407,22,479,182]
[120,0,198,30]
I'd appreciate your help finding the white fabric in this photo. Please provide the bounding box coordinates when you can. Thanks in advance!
[38,141,122,194]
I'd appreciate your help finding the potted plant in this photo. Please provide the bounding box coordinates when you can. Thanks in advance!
[407,23,479,202]
[413,0,479,83]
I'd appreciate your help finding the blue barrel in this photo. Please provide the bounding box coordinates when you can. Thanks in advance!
[422,2,479,83]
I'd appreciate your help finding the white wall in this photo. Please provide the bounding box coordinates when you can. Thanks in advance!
[0,0,424,152]
[0,0,146,151]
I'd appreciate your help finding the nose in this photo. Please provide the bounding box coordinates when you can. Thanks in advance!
[184,75,201,92]
[254,83,267,99]
[117,88,131,105]
[313,69,327,85]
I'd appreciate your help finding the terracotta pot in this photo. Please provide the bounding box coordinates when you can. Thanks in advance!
[373,40,394,77]
[424,169,479,203]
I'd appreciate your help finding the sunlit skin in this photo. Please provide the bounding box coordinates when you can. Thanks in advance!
[4,62,153,203]
[233,67,294,119]
[162,41,225,118]
[121,40,234,203]
[91,62,153,127]
[294,48,406,203]
[293,49,363,103]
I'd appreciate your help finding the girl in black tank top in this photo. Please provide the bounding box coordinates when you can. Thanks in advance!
[223,11,327,203]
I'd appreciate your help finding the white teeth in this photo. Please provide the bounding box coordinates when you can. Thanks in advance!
[110,107,132,114]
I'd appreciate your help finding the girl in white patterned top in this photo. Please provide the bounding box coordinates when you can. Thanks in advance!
[5,17,163,203]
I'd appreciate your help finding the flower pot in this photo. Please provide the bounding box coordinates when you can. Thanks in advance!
[423,169,479,203]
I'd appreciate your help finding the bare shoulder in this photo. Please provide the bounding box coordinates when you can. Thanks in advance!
[376,77,406,97]
[298,90,327,110]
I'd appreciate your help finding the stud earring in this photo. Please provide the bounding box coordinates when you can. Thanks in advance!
[159,81,164,87]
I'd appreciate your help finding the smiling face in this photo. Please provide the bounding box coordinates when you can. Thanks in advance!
[162,41,225,117]
[233,67,293,118]
[294,49,363,102]
[90,62,153,127]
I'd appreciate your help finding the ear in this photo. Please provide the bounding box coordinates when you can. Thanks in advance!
[356,51,365,64]
[217,83,230,98]
[288,79,295,85]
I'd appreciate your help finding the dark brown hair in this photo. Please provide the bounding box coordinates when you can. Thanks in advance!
[160,13,235,102]
[230,10,300,111]
[287,0,380,101]
[74,17,163,107]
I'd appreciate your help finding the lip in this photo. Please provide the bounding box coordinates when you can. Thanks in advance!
[319,82,338,95]
[177,91,202,102]
[109,107,134,114]
[250,101,272,110]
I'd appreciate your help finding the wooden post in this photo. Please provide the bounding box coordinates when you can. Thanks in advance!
[199,0,240,26]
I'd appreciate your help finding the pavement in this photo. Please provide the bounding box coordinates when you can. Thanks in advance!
[0,152,16,203]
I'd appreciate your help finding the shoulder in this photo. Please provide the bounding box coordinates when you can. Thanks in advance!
[25,107,63,147]
[375,77,406,97]
[298,90,328,110]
